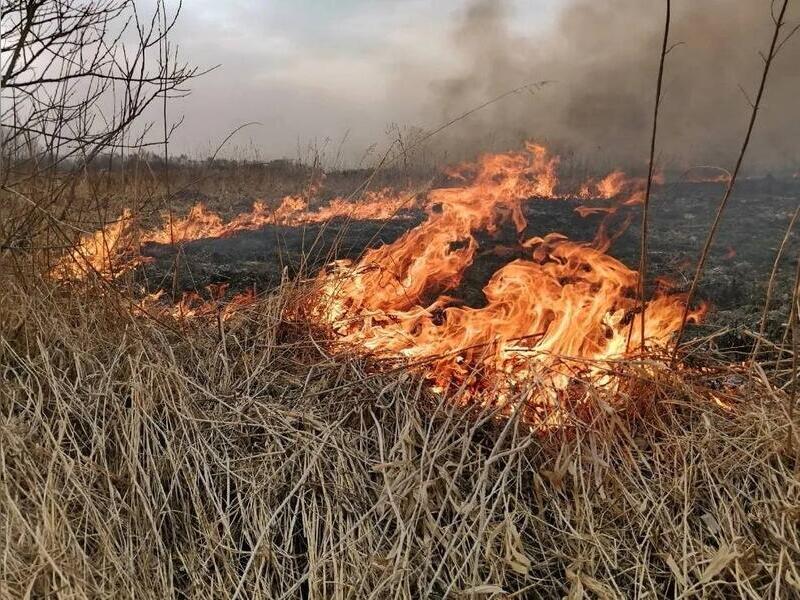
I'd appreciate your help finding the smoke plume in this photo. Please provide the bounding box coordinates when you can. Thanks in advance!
[424,0,800,171]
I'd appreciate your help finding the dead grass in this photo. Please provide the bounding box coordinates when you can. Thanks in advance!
[1,277,798,599]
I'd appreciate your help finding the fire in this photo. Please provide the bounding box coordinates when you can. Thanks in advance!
[53,188,417,280]
[575,169,663,217]
[312,143,704,419]
[52,141,708,424]
[684,167,731,184]
[53,208,142,280]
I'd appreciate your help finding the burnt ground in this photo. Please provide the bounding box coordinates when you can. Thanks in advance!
[137,178,799,352]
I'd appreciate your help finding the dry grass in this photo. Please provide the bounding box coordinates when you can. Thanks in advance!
[1,277,798,599]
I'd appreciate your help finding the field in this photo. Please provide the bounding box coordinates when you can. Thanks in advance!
[2,0,800,596]
[1,159,799,599]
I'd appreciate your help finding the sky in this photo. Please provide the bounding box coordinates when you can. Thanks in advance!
[151,0,800,171]
[160,0,561,162]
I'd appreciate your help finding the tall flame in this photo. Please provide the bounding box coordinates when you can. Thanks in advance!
[51,142,707,424]
[313,143,704,419]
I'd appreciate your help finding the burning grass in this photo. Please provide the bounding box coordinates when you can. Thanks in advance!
[3,0,798,593]
[52,144,712,428]
[49,187,419,281]
[1,278,798,598]
[3,146,798,598]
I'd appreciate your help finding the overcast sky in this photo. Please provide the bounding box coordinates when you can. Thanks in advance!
[151,0,800,170]
[161,0,560,162]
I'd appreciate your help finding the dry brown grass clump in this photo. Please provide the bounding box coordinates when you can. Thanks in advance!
[1,279,798,599]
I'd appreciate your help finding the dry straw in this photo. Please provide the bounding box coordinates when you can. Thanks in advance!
[1,280,798,598]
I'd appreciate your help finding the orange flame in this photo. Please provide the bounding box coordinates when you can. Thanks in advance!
[52,142,708,425]
[53,188,417,280]
[312,143,704,419]
[575,169,663,217]
[135,284,256,321]
[53,209,143,280]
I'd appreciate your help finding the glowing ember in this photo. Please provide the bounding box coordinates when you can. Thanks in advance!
[135,284,256,321]
[311,143,705,419]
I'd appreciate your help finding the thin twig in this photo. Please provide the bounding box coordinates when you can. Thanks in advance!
[750,206,799,363]
[786,251,800,455]
[634,0,671,351]
[672,0,795,362]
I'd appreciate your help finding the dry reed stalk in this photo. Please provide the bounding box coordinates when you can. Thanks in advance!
[1,277,798,598]
[635,0,671,351]
[787,251,800,455]
[750,206,800,363]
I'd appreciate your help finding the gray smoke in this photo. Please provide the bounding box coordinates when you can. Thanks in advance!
[424,0,800,171]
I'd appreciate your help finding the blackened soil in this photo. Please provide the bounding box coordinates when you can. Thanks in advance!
[137,178,799,349]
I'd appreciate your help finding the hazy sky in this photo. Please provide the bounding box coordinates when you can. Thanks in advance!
[162,0,560,161]
[156,0,799,170]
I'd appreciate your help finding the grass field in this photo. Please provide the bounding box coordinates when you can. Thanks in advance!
[1,191,799,597]
[3,0,800,596]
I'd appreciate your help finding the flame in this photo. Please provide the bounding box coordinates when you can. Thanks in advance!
[312,143,704,419]
[52,142,709,425]
[54,209,142,280]
[575,169,664,217]
[135,284,256,321]
[53,188,417,280]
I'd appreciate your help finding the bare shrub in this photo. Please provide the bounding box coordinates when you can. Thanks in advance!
[0,0,201,265]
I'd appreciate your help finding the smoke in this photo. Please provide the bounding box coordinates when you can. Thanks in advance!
[423,0,800,171]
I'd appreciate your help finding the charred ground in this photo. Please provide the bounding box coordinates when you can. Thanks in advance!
[136,173,799,354]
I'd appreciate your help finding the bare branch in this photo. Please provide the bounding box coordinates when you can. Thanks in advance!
[0,0,204,249]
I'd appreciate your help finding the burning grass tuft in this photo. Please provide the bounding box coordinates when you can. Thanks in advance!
[1,279,798,598]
